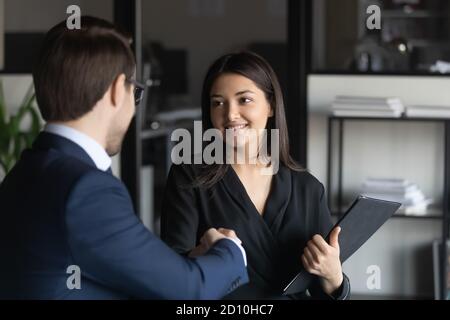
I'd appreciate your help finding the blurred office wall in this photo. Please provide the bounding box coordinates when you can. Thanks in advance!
[4,0,113,31]
[142,0,287,108]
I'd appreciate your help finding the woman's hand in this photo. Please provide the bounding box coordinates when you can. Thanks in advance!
[301,227,343,295]
[188,228,240,258]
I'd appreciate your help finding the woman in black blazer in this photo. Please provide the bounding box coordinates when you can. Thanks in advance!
[161,52,350,299]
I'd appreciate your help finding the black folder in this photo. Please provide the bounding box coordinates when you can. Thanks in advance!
[283,196,401,295]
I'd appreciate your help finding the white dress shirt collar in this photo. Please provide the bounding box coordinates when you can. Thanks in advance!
[44,123,112,172]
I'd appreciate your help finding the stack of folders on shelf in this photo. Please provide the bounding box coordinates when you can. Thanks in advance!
[361,178,433,216]
[405,105,450,119]
[332,96,405,118]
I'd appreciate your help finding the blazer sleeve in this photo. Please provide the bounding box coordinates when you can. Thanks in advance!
[308,183,351,300]
[161,164,199,254]
[65,171,248,299]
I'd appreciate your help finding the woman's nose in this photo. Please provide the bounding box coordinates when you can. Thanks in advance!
[226,102,240,121]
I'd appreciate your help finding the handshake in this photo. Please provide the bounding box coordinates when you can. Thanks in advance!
[189,228,242,258]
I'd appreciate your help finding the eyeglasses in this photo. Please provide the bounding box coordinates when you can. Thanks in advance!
[126,79,146,106]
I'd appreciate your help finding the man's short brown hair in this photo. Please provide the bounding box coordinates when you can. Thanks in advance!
[33,16,136,122]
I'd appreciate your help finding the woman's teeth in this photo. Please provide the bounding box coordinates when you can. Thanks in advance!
[227,124,247,130]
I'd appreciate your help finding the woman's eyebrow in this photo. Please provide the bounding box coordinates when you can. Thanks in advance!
[235,90,255,96]
[210,90,255,98]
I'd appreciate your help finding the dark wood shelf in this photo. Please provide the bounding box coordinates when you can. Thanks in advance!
[332,205,443,220]
[332,212,443,220]
[350,293,433,300]
[383,10,449,19]
[310,70,450,76]
[330,115,450,122]
[392,214,443,220]
[407,39,450,48]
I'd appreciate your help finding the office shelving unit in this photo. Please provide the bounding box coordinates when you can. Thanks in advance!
[326,115,450,299]
[312,0,450,74]
[381,1,450,73]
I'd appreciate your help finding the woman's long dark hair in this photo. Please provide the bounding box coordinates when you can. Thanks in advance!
[196,51,302,188]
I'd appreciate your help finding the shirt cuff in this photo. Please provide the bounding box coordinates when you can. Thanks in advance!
[328,273,351,300]
[223,237,247,266]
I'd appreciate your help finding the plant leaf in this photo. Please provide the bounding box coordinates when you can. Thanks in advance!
[0,82,41,174]
[27,104,41,138]
[0,157,6,175]
[13,134,23,162]
[20,82,35,109]
[0,80,6,125]
[0,79,5,109]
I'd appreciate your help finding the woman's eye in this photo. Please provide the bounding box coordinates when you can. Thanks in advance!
[211,100,224,107]
[240,97,252,104]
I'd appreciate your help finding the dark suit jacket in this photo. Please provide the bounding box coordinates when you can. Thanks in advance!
[0,132,248,299]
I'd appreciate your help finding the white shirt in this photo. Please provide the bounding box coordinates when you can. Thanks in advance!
[45,123,111,171]
[223,238,247,266]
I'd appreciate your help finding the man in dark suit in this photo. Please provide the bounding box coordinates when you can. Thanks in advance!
[0,16,248,299]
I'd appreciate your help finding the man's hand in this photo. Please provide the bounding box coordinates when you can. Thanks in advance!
[189,228,240,258]
[217,228,241,244]
[301,227,343,295]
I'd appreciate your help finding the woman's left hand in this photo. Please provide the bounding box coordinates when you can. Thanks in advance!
[301,227,343,295]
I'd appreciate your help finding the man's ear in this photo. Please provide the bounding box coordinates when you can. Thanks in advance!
[111,74,127,108]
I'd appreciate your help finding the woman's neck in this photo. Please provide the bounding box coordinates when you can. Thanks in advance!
[231,162,270,175]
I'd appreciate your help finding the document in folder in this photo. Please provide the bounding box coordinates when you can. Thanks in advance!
[283,196,401,295]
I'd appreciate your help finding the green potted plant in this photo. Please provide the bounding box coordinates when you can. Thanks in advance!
[0,80,41,178]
